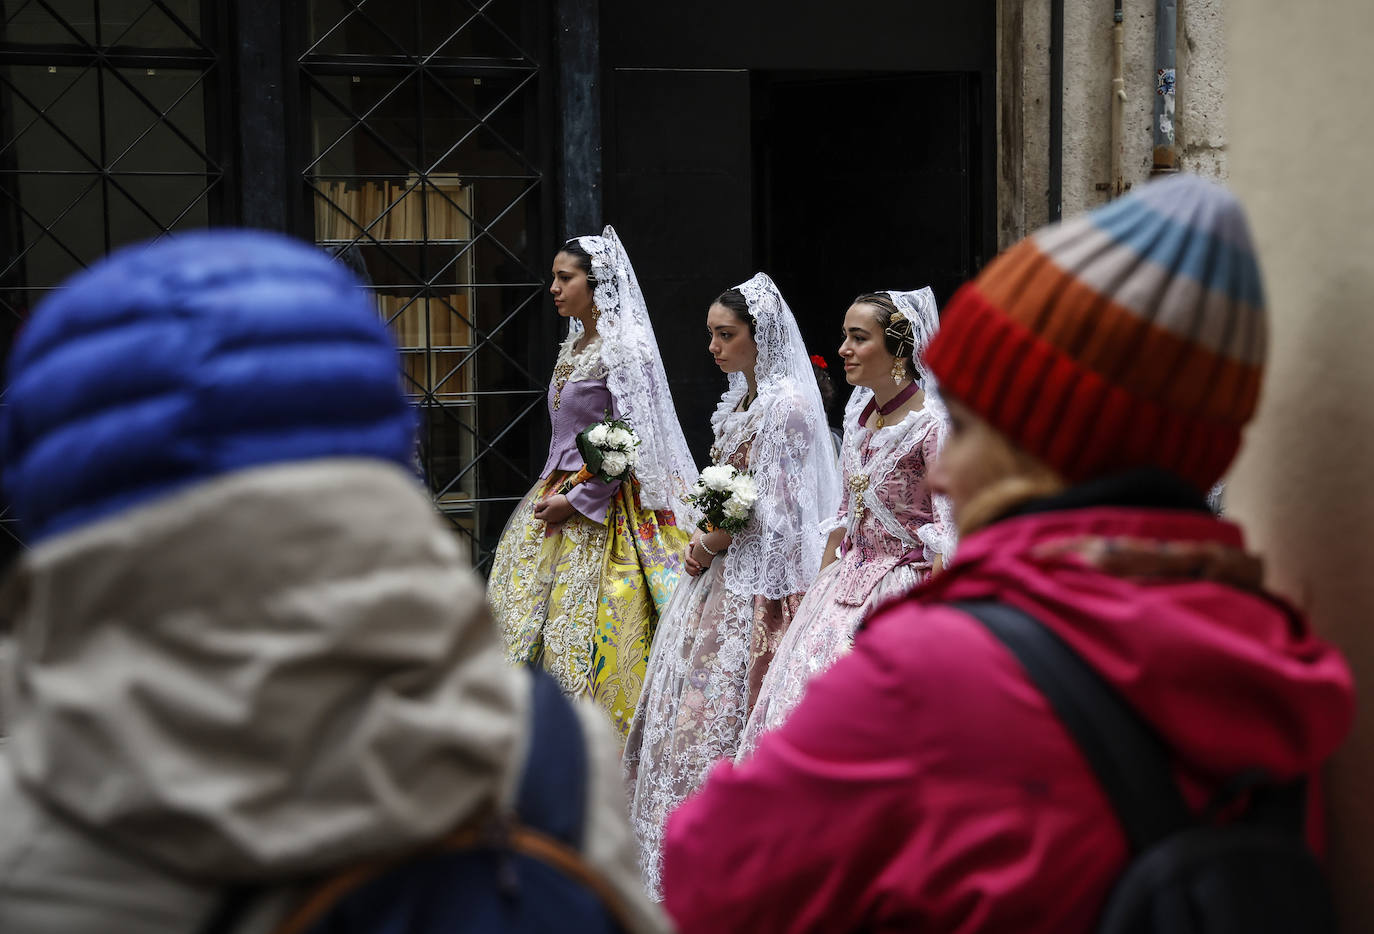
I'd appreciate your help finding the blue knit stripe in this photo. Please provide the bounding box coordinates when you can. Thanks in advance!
[1088,182,1265,311]
[3,230,415,544]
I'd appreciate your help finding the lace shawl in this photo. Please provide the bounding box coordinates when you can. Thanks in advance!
[554,331,607,383]
[713,273,841,599]
[569,227,699,524]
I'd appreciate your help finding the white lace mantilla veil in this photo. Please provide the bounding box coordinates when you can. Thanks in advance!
[622,273,840,899]
[887,285,950,453]
[568,226,700,525]
[715,272,841,597]
[888,286,940,386]
[883,285,946,424]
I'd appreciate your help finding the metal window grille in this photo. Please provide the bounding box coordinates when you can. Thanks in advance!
[0,0,226,558]
[300,0,551,572]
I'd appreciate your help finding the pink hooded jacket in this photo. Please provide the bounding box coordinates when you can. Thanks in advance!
[660,500,1354,932]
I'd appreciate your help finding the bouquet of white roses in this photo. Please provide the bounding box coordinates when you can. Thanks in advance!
[559,412,640,493]
[685,464,758,534]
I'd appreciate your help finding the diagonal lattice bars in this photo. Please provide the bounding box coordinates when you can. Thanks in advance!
[301,0,548,568]
[0,0,224,561]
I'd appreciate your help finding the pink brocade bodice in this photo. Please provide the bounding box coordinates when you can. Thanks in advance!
[829,415,944,607]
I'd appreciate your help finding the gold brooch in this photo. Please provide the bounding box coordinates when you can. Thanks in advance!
[551,360,574,410]
[848,473,870,514]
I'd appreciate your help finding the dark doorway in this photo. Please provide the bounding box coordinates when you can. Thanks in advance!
[755,71,981,424]
[598,0,996,463]
[605,68,985,459]
[602,67,753,463]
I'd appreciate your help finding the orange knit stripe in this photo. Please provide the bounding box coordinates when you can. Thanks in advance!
[973,255,1260,422]
[926,284,1243,490]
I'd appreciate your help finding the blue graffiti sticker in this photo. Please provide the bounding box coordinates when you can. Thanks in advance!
[1156,68,1176,96]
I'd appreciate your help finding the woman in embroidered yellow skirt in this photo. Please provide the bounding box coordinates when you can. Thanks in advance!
[488,227,698,743]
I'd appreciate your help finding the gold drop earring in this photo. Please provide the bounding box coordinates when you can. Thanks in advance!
[892,357,907,385]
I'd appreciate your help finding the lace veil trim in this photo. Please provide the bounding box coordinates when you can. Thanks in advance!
[568,227,699,523]
[715,273,841,599]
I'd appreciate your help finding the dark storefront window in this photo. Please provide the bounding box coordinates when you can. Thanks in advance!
[0,0,226,560]
[0,2,551,569]
[299,1,551,570]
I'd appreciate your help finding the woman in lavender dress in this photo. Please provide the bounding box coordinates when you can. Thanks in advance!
[737,288,955,759]
[489,228,697,744]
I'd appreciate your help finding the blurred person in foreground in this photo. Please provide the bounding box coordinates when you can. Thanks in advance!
[0,231,667,934]
[658,175,1354,932]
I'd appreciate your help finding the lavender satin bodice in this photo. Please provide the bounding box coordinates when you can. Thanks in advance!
[540,376,617,474]
[540,376,622,524]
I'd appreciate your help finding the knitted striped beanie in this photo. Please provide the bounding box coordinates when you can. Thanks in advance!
[924,174,1265,492]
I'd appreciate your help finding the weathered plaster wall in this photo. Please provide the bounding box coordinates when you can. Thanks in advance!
[1176,0,1226,178]
[1226,2,1374,927]
[998,0,1227,246]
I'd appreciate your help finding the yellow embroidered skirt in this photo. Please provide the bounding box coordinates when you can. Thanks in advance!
[489,470,688,743]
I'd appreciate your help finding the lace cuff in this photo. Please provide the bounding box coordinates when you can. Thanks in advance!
[918,491,957,562]
[819,514,847,537]
[917,522,948,563]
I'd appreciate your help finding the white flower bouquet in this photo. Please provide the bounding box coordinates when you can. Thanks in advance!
[559,412,640,493]
[685,464,758,534]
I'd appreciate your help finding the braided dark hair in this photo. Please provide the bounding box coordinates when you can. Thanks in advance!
[854,292,917,381]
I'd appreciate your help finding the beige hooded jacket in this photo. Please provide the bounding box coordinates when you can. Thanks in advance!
[0,460,668,934]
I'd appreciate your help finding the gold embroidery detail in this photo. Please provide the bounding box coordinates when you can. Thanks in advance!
[550,334,604,411]
[552,360,575,410]
[848,473,870,515]
[490,488,607,696]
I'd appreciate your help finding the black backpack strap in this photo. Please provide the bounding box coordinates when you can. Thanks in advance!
[952,600,1191,853]
[1202,767,1309,837]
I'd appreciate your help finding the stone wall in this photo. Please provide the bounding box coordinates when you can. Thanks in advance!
[998,0,1226,247]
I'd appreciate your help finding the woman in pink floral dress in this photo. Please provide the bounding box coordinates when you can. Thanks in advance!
[738,288,954,759]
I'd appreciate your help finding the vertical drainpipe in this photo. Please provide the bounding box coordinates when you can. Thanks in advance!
[1110,0,1127,197]
[1152,0,1178,174]
[1049,0,1064,221]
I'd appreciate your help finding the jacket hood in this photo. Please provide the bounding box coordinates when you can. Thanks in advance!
[0,459,527,881]
[912,502,1354,785]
